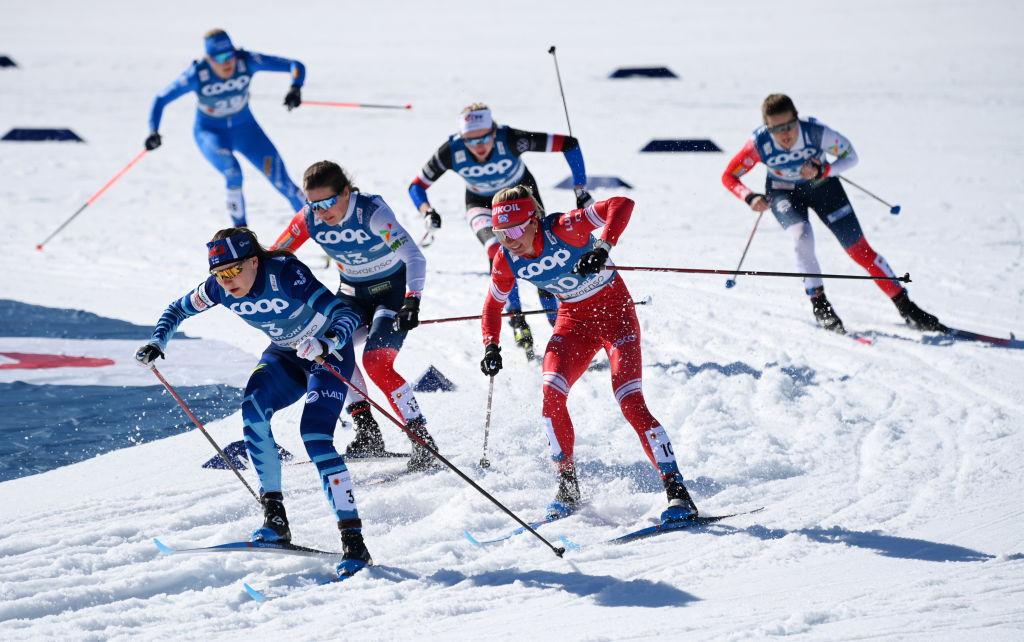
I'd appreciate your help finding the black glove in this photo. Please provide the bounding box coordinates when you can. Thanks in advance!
[144,132,162,151]
[284,85,301,111]
[134,343,164,367]
[393,295,420,331]
[574,188,595,209]
[424,207,441,229]
[573,244,609,276]
[480,343,502,376]
[744,192,764,206]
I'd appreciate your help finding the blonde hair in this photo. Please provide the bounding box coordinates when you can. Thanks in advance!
[492,185,544,218]
[461,102,490,114]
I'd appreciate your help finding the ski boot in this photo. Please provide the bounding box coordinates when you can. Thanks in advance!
[546,468,581,519]
[661,475,698,523]
[251,491,292,544]
[810,289,846,334]
[336,528,373,578]
[508,311,537,361]
[344,400,387,457]
[406,417,443,473]
[892,290,948,332]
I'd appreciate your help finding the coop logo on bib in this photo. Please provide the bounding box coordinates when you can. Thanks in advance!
[201,75,251,96]
[315,229,372,245]
[230,299,289,315]
[518,249,572,278]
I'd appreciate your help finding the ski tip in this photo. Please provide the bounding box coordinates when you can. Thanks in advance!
[153,538,175,555]
[463,530,484,547]
[559,535,581,552]
[243,583,268,601]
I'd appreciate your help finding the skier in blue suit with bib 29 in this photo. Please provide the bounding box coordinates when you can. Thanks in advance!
[145,29,306,227]
[134,227,372,578]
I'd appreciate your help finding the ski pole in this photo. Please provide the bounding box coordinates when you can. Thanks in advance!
[312,355,566,557]
[420,297,652,325]
[547,46,574,137]
[37,149,149,250]
[479,376,495,469]
[610,266,911,283]
[149,365,260,503]
[725,210,765,289]
[301,100,412,110]
[839,175,900,215]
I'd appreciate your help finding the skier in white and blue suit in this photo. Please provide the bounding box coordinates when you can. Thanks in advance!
[144,29,306,228]
[134,227,372,577]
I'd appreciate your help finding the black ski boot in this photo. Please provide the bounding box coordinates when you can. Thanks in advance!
[810,289,846,334]
[344,400,387,457]
[508,311,537,361]
[251,491,291,544]
[336,528,373,577]
[892,290,948,332]
[406,417,442,472]
[661,475,698,523]
[547,468,581,518]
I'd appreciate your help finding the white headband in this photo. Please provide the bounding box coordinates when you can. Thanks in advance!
[459,109,493,134]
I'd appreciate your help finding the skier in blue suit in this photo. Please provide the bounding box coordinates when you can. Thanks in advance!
[145,29,306,228]
[134,227,372,578]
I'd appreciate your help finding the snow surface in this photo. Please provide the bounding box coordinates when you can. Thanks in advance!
[2,0,1023,639]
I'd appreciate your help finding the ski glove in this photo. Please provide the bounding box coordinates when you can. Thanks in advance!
[144,132,162,151]
[574,188,595,209]
[393,295,420,332]
[134,343,164,367]
[284,85,302,111]
[480,343,502,376]
[573,240,609,276]
[295,336,336,361]
[424,207,442,229]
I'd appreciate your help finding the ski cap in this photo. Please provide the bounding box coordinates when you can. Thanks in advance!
[207,232,253,269]
[204,31,235,57]
[491,197,536,228]
[459,108,492,135]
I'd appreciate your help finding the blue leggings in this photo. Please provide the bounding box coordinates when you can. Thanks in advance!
[240,341,360,527]
[193,118,305,224]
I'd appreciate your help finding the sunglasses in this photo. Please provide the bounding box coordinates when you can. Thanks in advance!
[211,261,246,280]
[306,195,339,214]
[211,51,235,64]
[766,119,798,135]
[464,131,494,146]
[493,220,532,242]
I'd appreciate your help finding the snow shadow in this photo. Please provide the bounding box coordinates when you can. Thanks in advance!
[428,568,698,607]
[577,460,725,497]
[650,360,823,386]
[740,524,994,562]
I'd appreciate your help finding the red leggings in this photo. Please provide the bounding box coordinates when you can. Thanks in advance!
[845,237,903,298]
[541,278,681,480]
[362,348,421,422]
